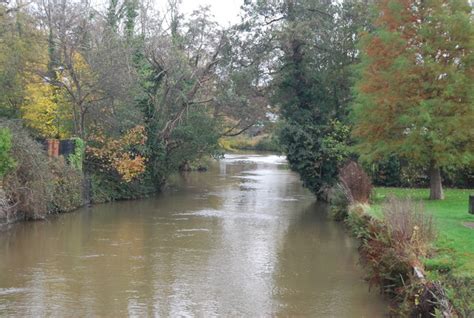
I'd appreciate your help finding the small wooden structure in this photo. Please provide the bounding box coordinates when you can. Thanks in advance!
[43,139,77,158]
[46,139,60,157]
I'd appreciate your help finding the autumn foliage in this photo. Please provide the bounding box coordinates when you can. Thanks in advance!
[352,0,474,200]
[87,126,147,182]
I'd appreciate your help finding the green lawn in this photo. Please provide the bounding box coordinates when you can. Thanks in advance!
[370,187,474,278]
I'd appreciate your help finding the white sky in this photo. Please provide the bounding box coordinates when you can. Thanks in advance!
[92,0,244,26]
[179,0,243,26]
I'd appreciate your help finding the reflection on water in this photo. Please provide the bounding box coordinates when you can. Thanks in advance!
[0,154,387,316]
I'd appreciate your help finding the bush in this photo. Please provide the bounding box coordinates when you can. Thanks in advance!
[90,172,155,203]
[0,128,16,178]
[329,183,351,221]
[345,196,449,316]
[365,155,473,188]
[2,122,54,219]
[68,137,85,171]
[383,196,436,259]
[254,135,282,152]
[339,161,372,203]
[49,158,83,213]
[0,121,85,220]
[279,119,351,200]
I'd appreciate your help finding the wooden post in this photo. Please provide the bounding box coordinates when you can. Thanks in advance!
[47,139,53,157]
[52,139,60,157]
[469,195,474,215]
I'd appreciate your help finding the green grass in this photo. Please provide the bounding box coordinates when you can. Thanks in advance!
[370,187,474,278]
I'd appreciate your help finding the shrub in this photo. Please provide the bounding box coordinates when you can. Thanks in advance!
[0,121,85,220]
[0,188,13,221]
[339,161,372,203]
[329,183,351,221]
[383,196,436,259]
[254,135,282,152]
[2,122,54,219]
[0,128,16,178]
[49,158,83,213]
[345,203,374,239]
[346,196,445,316]
[280,119,351,200]
[90,172,155,203]
[68,137,85,171]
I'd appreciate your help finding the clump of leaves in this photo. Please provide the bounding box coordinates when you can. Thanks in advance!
[87,125,147,182]
[68,138,85,171]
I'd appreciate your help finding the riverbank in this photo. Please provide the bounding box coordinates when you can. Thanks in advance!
[219,134,282,153]
[334,187,474,317]
[371,188,474,278]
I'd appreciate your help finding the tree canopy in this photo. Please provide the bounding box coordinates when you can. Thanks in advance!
[352,0,474,199]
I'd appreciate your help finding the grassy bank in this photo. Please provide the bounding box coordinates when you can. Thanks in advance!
[219,134,281,153]
[370,188,474,278]
[328,164,474,316]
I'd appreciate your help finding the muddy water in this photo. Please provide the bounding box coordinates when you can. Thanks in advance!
[0,154,386,317]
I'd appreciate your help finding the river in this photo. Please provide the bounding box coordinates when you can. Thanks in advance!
[0,154,387,317]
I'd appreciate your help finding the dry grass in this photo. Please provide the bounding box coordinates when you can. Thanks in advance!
[0,121,83,220]
[383,196,436,258]
[2,122,53,219]
[339,161,372,203]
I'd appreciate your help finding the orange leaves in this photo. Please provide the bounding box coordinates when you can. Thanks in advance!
[114,154,146,183]
[87,125,147,182]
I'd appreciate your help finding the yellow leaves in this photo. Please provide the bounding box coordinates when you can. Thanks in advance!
[114,154,146,183]
[20,74,72,138]
[122,125,147,145]
[71,52,97,84]
[87,126,147,182]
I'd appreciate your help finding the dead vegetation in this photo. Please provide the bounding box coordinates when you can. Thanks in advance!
[339,161,372,204]
[0,122,83,221]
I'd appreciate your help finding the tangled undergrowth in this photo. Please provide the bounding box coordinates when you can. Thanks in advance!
[0,121,84,221]
[346,200,453,316]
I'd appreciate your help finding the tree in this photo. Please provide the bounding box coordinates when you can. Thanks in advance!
[240,0,372,199]
[352,0,474,200]
[20,73,72,138]
[35,0,107,140]
[134,4,257,186]
[0,2,42,118]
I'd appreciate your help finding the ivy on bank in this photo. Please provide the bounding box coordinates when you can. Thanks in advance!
[68,137,85,171]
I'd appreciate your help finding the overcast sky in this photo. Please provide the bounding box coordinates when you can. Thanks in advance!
[179,0,243,26]
[93,0,244,26]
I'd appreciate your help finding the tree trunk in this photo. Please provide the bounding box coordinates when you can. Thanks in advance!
[429,162,444,200]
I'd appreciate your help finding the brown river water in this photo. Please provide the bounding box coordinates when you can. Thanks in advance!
[0,154,387,317]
